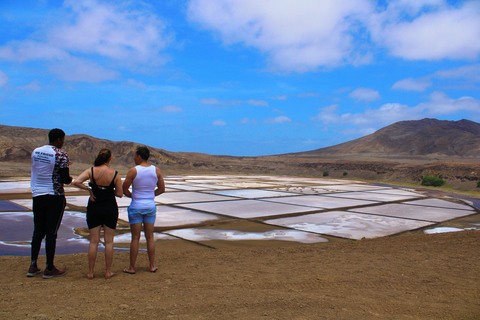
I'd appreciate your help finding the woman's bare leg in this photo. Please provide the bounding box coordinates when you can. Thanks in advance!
[88,226,101,279]
[103,226,115,278]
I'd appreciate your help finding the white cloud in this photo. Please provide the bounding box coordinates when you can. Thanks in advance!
[0,0,174,82]
[161,105,183,113]
[271,95,288,100]
[125,78,146,89]
[0,70,8,87]
[187,0,480,72]
[200,98,222,105]
[200,97,269,107]
[264,115,292,124]
[247,99,269,107]
[187,0,373,72]
[297,92,319,98]
[434,64,480,82]
[0,40,69,61]
[310,104,340,124]
[18,80,42,91]
[49,0,173,66]
[420,91,480,115]
[48,56,120,82]
[349,88,381,102]
[144,105,184,113]
[311,91,480,128]
[212,119,227,126]
[392,78,432,91]
[392,63,480,92]
[371,1,480,61]
[239,117,258,124]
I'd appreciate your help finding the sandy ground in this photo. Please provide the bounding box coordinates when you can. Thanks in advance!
[1,231,479,319]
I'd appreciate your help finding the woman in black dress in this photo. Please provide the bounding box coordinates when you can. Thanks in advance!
[72,149,123,279]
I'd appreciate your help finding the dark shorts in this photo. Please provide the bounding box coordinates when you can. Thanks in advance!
[86,201,118,230]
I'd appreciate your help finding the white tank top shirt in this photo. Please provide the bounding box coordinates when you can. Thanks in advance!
[130,165,158,209]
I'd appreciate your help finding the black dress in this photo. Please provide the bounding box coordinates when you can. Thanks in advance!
[86,168,119,229]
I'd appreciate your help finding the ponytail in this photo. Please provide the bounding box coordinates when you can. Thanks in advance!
[94,149,112,166]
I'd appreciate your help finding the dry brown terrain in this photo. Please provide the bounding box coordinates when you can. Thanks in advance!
[3,120,480,192]
[1,231,479,319]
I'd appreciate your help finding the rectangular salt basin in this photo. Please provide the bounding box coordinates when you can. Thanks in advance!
[317,184,390,192]
[268,187,334,195]
[286,179,354,185]
[207,189,296,199]
[402,198,474,211]
[0,200,28,211]
[0,180,30,191]
[155,191,237,204]
[8,199,33,210]
[265,211,433,240]
[365,188,426,197]
[351,203,475,222]
[177,199,318,219]
[263,195,376,209]
[182,184,236,190]
[322,191,421,202]
[213,181,282,188]
[165,184,210,191]
[118,206,220,227]
[165,228,328,243]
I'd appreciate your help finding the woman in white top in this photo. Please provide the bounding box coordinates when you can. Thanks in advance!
[122,146,165,274]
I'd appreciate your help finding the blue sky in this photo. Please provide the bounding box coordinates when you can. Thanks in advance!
[0,0,479,156]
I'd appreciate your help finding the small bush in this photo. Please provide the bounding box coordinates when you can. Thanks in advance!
[476,180,480,188]
[343,171,348,176]
[323,171,329,177]
[421,175,446,187]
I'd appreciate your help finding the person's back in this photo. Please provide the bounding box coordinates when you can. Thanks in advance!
[89,167,118,205]
[131,165,158,209]
[31,144,69,197]
[28,128,71,279]
[122,146,165,274]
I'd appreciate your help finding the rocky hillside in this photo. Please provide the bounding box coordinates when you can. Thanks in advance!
[1,121,480,192]
[0,125,189,173]
[288,119,480,160]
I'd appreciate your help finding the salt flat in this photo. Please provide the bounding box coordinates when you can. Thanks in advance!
[1,175,479,254]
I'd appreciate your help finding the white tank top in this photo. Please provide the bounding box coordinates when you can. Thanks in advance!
[130,165,158,209]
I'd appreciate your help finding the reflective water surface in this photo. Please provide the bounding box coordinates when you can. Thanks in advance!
[1,175,479,255]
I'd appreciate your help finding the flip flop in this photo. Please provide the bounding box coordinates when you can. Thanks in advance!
[105,272,115,279]
[123,268,135,275]
[150,267,158,273]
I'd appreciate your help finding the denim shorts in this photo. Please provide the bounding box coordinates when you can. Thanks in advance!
[127,206,156,225]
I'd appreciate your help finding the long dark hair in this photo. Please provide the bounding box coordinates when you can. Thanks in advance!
[94,149,111,166]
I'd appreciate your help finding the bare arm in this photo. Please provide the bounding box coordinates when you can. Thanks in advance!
[122,167,137,198]
[114,173,123,198]
[154,167,165,196]
[72,168,94,200]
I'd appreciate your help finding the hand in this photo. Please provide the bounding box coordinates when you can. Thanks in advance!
[88,188,96,202]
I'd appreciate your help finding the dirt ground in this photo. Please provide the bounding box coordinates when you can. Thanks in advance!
[1,231,479,319]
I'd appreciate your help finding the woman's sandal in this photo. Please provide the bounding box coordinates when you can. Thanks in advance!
[123,268,135,274]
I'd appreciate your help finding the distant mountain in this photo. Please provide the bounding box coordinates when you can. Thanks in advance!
[2,120,480,193]
[287,118,480,160]
[0,125,187,172]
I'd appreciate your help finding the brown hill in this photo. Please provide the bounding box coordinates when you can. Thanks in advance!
[0,125,189,176]
[1,121,480,192]
[287,118,480,161]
